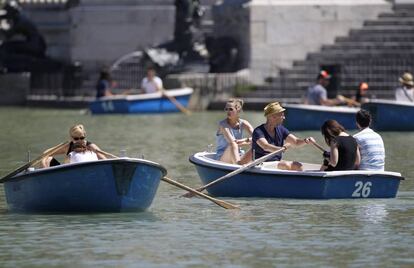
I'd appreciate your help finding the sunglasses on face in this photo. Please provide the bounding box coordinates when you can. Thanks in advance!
[224,107,235,112]
[72,136,85,141]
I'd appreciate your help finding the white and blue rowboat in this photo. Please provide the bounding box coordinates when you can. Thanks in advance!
[89,87,193,114]
[362,99,414,131]
[282,104,359,130]
[190,152,403,199]
[1,158,167,213]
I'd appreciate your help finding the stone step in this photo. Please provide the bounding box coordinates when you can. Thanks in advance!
[373,16,414,22]
[307,50,414,60]
[336,35,414,42]
[356,24,414,31]
[349,28,414,36]
[364,19,414,26]
[334,40,414,46]
[320,43,414,54]
[321,43,414,51]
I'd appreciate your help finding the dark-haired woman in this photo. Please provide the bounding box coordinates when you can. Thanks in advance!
[320,120,360,171]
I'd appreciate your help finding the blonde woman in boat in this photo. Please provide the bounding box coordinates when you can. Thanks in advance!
[251,101,315,171]
[215,98,254,165]
[41,124,107,167]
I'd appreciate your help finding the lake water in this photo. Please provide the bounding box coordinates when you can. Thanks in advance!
[0,107,413,268]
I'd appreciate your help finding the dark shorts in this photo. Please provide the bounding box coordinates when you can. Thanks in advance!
[50,158,61,167]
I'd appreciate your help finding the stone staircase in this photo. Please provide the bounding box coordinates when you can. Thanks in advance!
[244,3,414,103]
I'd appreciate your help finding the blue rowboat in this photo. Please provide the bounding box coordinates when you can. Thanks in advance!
[1,158,167,213]
[89,87,193,114]
[189,152,403,199]
[362,99,414,131]
[282,104,359,130]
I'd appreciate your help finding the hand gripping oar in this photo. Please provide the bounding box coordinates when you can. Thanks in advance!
[162,89,192,115]
[94,149,239,210]
[183,146,287,198]
[337,95,360,107]
[0,141,69,183]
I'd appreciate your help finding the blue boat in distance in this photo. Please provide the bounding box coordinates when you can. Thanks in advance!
[89,87,193,114]
[190,152,403,199]
[1,158,167,213]
[362,99,414,131]
[282,104,359,130]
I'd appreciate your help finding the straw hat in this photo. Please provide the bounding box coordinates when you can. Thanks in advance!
[399,72,414,86]
[264,102,285,117]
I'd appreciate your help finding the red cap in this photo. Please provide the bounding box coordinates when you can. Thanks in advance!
[318,70,331,80]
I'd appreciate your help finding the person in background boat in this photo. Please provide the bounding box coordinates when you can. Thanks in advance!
[353,82,369,106]
[338,82,370,107]
[353,109,385,171]
[141,66,163,94]
[395,72,414,102]
[251,102,315,171]
[41,124,107,168]
[96,68,115,98]
[304,70,344,106]
[319,120,360,171]
[215,98,254,165]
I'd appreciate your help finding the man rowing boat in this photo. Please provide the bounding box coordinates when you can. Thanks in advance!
[251,102,315,171]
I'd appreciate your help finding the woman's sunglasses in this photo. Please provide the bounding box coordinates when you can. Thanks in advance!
[224,107,235,112]
[72,136,85,141]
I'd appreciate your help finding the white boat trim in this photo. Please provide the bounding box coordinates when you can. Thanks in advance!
[283,103,360,113]
[191,152,402,178]
[97,87,194,101]
[367,99,414,107]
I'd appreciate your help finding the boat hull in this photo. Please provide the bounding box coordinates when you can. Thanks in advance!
[190,152,402,199]
[362,99,414,131]
[2,158,167,213]
[89,88,193,114]
[283,104,359,130]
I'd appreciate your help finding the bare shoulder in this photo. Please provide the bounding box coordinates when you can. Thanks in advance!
[88,143,101,150]
[241,118,253,127]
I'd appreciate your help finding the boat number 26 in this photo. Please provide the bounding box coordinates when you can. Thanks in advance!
[352,181,372,198]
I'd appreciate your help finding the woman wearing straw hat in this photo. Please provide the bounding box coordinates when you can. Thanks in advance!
[395,72,414,102]
[251,102,315,171]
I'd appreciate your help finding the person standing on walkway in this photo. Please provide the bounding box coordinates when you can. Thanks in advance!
[353,110,385,171]
[395,72,414,102]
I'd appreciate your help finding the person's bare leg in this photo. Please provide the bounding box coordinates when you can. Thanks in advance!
[277,161,303,171]
[238,148,252,165]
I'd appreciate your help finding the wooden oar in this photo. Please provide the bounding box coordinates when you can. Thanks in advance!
[183,147,287,198]
[162,89,192,115]
[337,95,360,107]
[93,148,118,159]
[162,177,239,210]
[94,149,238,209]
[0,142,69,183]
[310,140,325,152]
